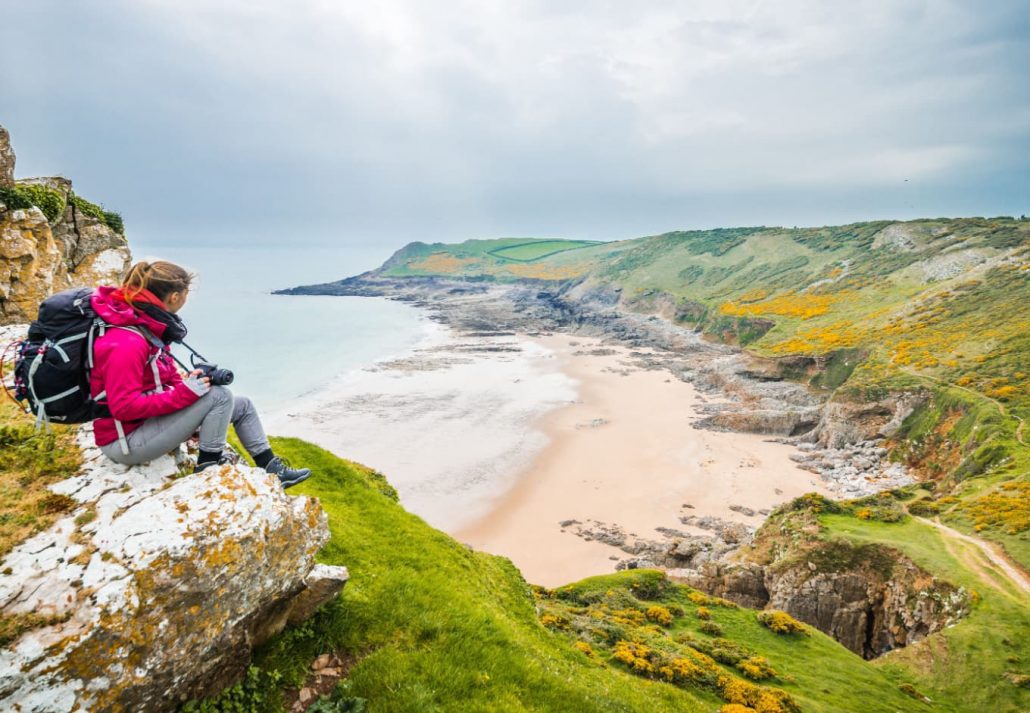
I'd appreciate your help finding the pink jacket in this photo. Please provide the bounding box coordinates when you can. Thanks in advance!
[89,286,200,447]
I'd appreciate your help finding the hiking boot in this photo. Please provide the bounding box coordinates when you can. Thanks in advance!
[194,455,233,474]
[264,456,312,489]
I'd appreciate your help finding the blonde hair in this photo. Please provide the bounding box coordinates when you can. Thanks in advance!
[121,261,195,303]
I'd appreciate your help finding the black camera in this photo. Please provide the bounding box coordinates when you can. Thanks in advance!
[193,360,234,386]
[168,341,235,386]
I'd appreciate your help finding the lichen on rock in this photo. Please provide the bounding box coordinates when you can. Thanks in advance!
[0,425,347,712]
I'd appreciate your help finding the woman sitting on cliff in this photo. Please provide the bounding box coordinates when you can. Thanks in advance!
[88,260,312,488]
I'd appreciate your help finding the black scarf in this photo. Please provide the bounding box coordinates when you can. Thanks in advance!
[136,302,188,344]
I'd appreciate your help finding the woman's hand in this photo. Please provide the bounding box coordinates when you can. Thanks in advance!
[183,369,212,397]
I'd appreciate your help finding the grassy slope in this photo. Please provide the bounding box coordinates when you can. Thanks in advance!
[246,437,711,713]
[371,218,1030,567]
[215,437,939,713]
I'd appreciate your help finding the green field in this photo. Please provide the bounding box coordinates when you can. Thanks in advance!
[487,239,602,262]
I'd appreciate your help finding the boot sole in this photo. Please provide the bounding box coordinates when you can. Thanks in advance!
[279,470,312,489]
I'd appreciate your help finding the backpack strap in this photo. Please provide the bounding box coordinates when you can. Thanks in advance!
[26,347,51,432]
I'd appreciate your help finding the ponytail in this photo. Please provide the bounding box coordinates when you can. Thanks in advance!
[121,260,195,303]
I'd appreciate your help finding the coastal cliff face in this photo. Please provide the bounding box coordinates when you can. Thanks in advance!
[0,128,130,324]
[0,419,348,712]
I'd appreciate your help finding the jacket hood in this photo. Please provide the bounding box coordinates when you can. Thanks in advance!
[91,286,170,339]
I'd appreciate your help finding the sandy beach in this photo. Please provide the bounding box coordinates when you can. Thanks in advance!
[269,327,829,587]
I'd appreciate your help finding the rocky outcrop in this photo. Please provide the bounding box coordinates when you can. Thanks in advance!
[678,527,969,659]
[0,424,347,712]
[806,392,926,449]
[0,128,131,324]
[762,551,967,657]
[0,127,14,187]
[674,561,769,609]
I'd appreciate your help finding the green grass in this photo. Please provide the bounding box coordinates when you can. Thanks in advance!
[0,184,66,222]
[68,192,124,234]
[0,399,82,558]
[225,437,713,712]
[487,240,602,262]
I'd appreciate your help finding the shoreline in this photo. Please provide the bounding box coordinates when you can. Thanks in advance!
[264,322,578,533]
[268,323,832,586]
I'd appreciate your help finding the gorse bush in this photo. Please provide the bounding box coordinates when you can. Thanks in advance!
[646,605,674,626]
[963,482,1030,534]
[906,498,941,517]
[737,656,778,681]
[699,620,724,636]
[757,611,809,637]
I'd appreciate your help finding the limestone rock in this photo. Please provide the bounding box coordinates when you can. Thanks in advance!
[808,392,926,449]
[287,564,351,626]
[764,554,968,657]
[681,541,969,659]
[0,134,131,324]
[0,126,14,187]
[1,205,65,322]
[0,426,346,712]
[675,561,769,609]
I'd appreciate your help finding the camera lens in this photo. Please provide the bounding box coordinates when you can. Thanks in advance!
[212,368,234,385]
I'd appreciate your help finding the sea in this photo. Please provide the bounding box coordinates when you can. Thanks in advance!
[128,241,433,414]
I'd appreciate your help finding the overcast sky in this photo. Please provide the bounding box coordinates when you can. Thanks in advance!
[1,0,1027,251]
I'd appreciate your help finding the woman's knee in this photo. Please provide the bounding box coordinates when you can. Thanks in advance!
[205,385,235,407]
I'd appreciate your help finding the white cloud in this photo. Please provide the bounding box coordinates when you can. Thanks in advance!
[1,0,1026,240]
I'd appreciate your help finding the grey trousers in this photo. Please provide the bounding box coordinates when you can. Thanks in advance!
[99,386,271,466]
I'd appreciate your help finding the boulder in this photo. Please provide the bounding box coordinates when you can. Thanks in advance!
[0,426,347,712]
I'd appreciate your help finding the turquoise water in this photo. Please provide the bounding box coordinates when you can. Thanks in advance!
[127,243,430,411]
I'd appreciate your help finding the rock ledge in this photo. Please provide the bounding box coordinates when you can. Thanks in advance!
[0,426,346,712]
